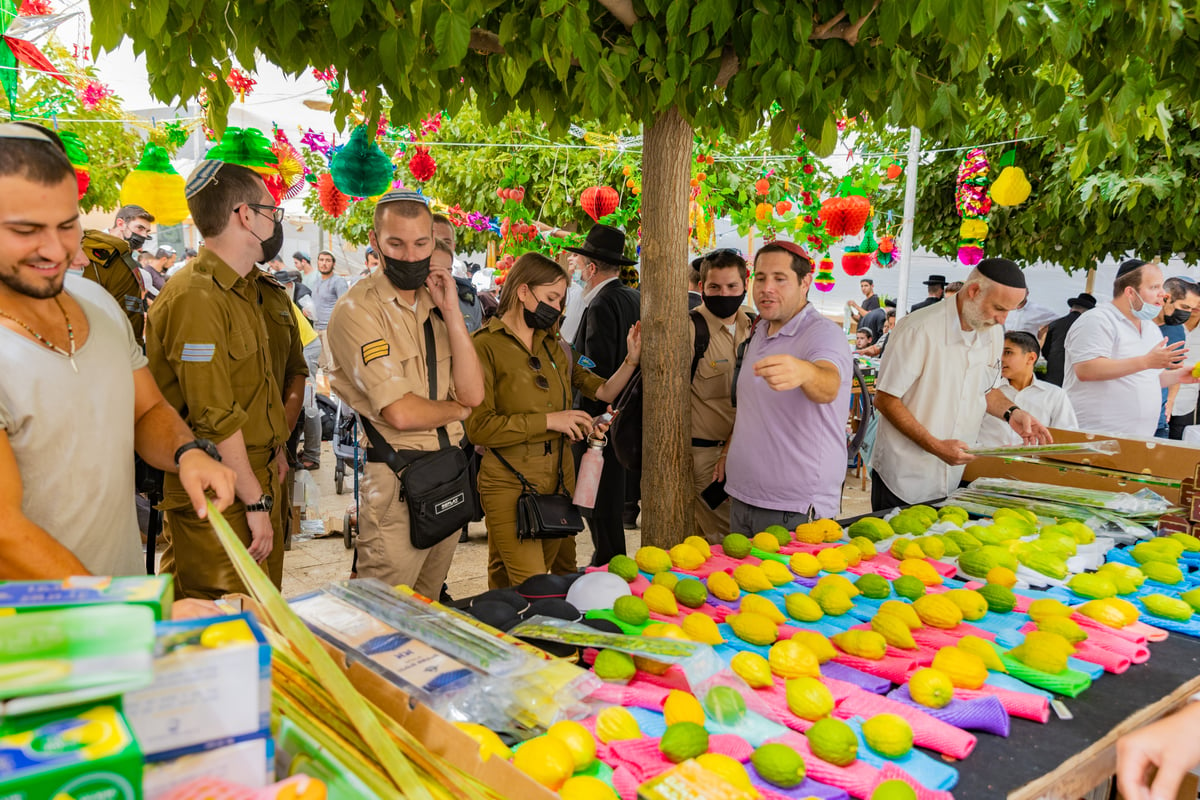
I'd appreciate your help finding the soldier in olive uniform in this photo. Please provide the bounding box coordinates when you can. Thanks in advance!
[467,254,640,589]
[146,161,301,598]
[326,191,483,598]
[689,249,755,542]
[79,229,147,346]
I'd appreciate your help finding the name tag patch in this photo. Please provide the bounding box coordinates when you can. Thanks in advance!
[361,339,390,364]
[180,343,215,363]
[577,355,596,369]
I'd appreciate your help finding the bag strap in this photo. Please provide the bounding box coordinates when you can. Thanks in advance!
[730,313,759,409]
[689,309,711,382]
[425,316,452,450]
[490,447,536,492]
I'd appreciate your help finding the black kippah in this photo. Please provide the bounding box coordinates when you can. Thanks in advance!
[1116,259,1147,279]
[977,257,1026,289]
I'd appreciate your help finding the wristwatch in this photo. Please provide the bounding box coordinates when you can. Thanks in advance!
[245,494,274,514]
[174,438,221,467]
[1003,405,1020,422]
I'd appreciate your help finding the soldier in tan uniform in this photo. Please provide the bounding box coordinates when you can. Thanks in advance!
[326,191,483,598]
[468,254,640,589]
[79,229,147,346]
[690,249,755,542]
[147,161,299,598]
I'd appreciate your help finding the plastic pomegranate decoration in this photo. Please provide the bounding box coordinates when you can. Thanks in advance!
[817,195,871,237]
[580,186,619,221]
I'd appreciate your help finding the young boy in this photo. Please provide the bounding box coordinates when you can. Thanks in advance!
[976,331,1078,447]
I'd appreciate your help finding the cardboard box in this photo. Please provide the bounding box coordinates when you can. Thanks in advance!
[143,735,272,799]
[123,613,270,761]
[0,702,142,800]
[0,575,173,620]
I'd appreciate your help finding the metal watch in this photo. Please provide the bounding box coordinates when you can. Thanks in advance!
[245,494,274,514]
[174,438,220,467]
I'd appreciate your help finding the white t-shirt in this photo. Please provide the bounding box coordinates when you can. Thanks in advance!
[976,377,1078,447]
[1063,302,1163,438]
[1173,322,1200,416]
[0,276,146,576]
[872,298,1003,504]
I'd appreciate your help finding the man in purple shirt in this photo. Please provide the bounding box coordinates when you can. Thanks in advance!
[723,241,853,532]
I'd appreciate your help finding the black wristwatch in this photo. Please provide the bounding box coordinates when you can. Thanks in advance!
[245,494,274,514]
[174,438,220,467]
[1003,405,1020,422]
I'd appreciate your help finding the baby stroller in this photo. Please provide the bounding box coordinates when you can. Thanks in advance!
[322,394,364,549]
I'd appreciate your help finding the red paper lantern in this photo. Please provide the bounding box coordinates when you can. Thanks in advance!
[317,173,348,217]
[408,146,437,182]
[580,185,619,221]
[818,196,871,238]
[841,252,873,277]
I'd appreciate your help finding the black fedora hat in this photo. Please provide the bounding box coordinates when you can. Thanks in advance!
[923,274,947,286]
[1068,292,1096,310]
[564,224,637,267]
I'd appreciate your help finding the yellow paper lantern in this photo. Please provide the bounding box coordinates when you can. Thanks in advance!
[960,218,989,240]
[990,166,1032,207]
[119,144,190,226]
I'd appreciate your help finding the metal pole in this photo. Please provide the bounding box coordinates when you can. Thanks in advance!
[896,126,921,318]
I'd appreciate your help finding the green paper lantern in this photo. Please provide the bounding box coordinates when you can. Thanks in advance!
[330,125,394,198]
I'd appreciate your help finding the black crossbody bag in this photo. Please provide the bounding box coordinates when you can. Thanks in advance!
[360,317,476,549]
[491,442,584,540]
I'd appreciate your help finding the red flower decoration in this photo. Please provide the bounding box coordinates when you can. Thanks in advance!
[19,0,52,14]
[408,146,436,182]
[317,173,348,217]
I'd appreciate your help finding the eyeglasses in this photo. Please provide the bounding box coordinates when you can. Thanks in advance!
[245,203,284,223]
[529,356,549,391]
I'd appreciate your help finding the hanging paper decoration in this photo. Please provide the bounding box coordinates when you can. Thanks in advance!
[300,129,332,158]
[0,0,71,107]
[205,127,279,175]
[955,148,990,266]
[407,145,436,182]
[225,68,257,102]
[841,252,872,276]
[817,194,871,238]
[876,235,898,267]
[59,130,89,199]
[18,0,52,14]
[580,186,619,222]
[119,143,189,226]
[813,257,836,292]
[77,79,113,110]
[990,149,1032,206]
[886,162,903,180]
[317,173,348,217]
[330,125,394,197]
[268,129,306,201]
[162,120,191,149]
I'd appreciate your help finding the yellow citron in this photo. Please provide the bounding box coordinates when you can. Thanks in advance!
[786,676,835,720]
[669,543,707,571]
[1027,598,1074,621]
[753,532,782,553]
[1107,597,1140,626]
[815,586,854,616]
[790,553,822,578]
[957,635,1007,673]
[817,548,849,573]
[908,667,955,709]
[695,753,760,797]
[684,535,713,560]
[595,706,641,743]
[986,566,1018,588]
[943,589,989,621]
[761,559,796,587]
[560,776,619,800]
[682,612,725,645]
[839,544,863,567]
[728,612,779,646]
[898,558,943,587]
[871,612,917,650]
[816,574,860,599]
[850,536,878,559]
[741,594,786,624]
[784,592,824,622]
[731,651,775,688]
[931,646,989,689]
[454,721,513,762]
[512,736,576,790]
[878,600,923,629]
[733,564,774,593]
[785,631,833,664]
[769,639,821,679]
[832,629,888,660]
[817,518,846,542]
[643,585,679,616]
[1077,599,1126,628]
[902,542,927,560]
[663,689,707,727]
[793,522,826,545]
[547,720,597,771]
[912,594,963,629]
[707,571,741,602]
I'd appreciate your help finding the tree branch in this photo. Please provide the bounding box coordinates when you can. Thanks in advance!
[810,0,881,46]
[470,28,504,54]
[715,47,739,89]
[595,0,638,29]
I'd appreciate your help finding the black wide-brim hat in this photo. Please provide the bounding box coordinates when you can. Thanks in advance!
[564,223,637,266]
[923,274,948,286]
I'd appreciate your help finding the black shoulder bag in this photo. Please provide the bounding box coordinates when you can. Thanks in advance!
[359,317,476,549]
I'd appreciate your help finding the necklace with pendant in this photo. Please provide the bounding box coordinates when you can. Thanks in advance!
[0,295,78,373]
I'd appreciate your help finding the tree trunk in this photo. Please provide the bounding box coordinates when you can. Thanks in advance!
[639,106,693,548]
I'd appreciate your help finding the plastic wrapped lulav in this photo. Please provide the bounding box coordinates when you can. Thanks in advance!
[944,490,1155,541]
[968,477,1176,517]
[966,439,1121,457]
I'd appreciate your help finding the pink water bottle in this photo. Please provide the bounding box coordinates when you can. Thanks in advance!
[573,433,606,509]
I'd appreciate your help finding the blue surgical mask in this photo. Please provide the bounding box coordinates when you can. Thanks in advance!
[1130,289,1162,321]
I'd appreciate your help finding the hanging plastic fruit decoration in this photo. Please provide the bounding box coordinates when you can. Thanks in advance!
[876,235,898,267]
[580,186,619,222]
[119,143,189,226]
[317,173,348,217]
[225,68,256,102]
[955,148,991,266]
[887,162,903,180]
[59,130,89,199]
[841,218,879,276]
[989,149,1032,206]
[813,257,836,292]
[818,193,871,238]
[407,145,437,182]
[330,124,394,198]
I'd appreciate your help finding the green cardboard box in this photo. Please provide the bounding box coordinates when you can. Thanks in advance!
[0,575,173,621]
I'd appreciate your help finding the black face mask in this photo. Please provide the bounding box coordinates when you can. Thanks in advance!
[254,219,284,264]
[523,299,562,330]
[127,232,147,251]
[703,292,746,320]
[382,253,431,291]
[1165,309,1192,326]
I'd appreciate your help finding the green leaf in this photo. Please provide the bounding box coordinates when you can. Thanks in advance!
[330,0,364,40]
[144,0,168,37]
[432,13,470,69]
[666,0,689,36]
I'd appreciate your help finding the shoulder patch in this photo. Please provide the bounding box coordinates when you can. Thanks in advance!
[361,339,390,364]
[577,355,596,369]
[180,343,216,363]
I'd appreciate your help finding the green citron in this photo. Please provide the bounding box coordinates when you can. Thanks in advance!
[944,528,982,551]
[592,649,636,682]
[766,524,793,547]
[674,578,709,609]
[1181,587,1200,613]
[607,555,639,582]
[1142,561,1184,586]
[846,516,894,543]
[1169,532,1200,552]
[786,676,835,721]
[872,779,919,800]
[784,592,824,622]
[892,575,926,600]
[1068,572,1118,599]
[854,573,892,600]
[978,583,1016,613]
[806,717,859,766]
[612,595,649,626]
[659,722,709,763]
[861,713,914,758]
[1037,616,1087,643]
[750,743,807,788]
[723,533,753,559]
[1142,593,1194,621]
[703,685,747,725]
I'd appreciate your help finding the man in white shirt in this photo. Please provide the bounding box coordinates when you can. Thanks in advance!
[871,258,1052,509]
[1064,259,1197,438]
[559,249,587,342]
[977,332,1077,447]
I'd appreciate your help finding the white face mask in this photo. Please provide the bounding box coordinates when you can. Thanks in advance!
[1130,288,1162,321]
